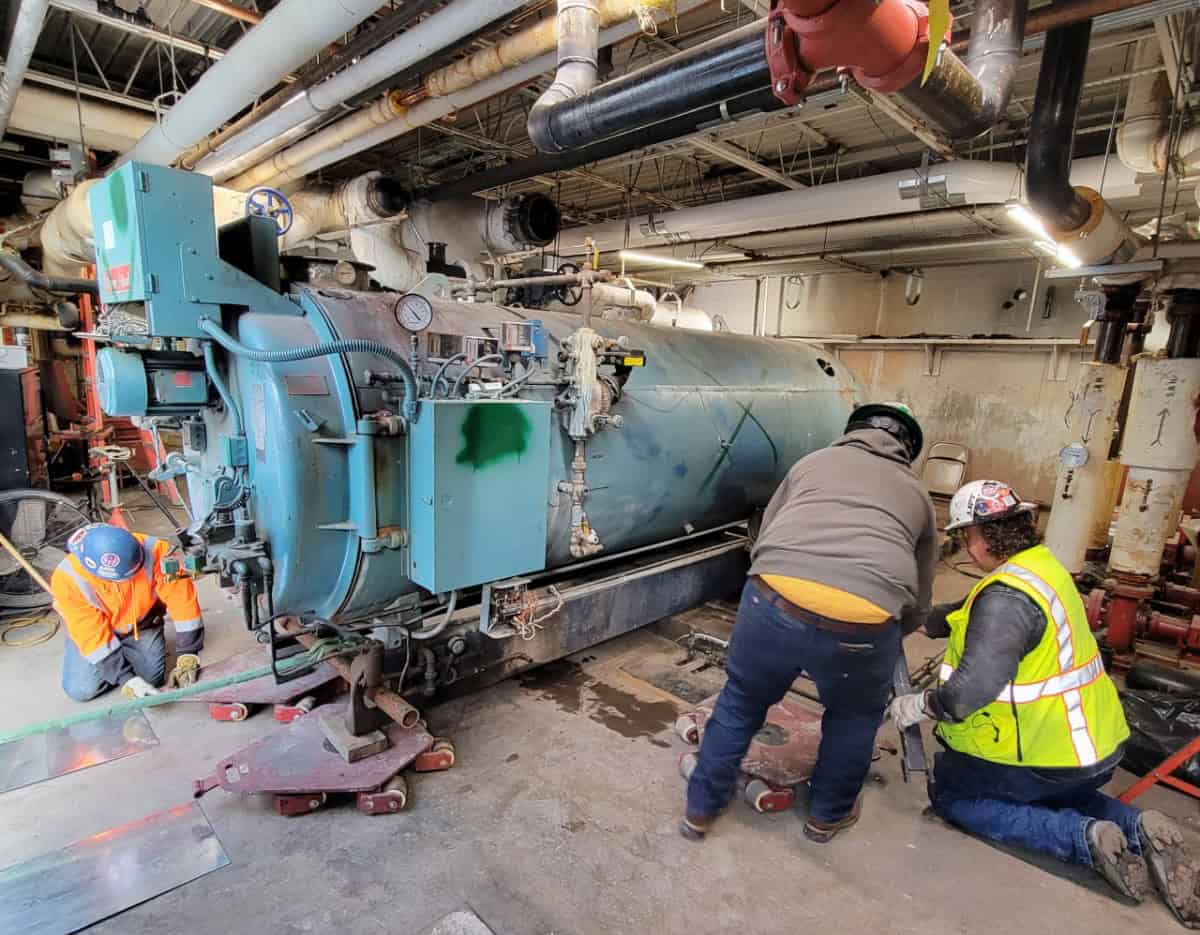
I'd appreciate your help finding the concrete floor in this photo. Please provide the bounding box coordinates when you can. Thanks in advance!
[2,497,1198,935]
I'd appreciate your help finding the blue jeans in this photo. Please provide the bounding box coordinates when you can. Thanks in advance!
[932,748,1142,866]
[61,626,167,702]
[687,578,900,823]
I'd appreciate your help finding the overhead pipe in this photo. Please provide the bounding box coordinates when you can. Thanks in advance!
[178,0,443,170]
[119,0,382,167]
[557,155,1140,255]
[191,0,262,25]
[526,0,603,152]
[9,85,155,153]
[225,0,707,189]
[420,86,786,202]
[194,0,531,181]
[426,0,666,99]
[49,0,229,65]
[893,0,1027,140]
[1026,22,1137,264]
[529,19,769,154]
[0,0,51,139]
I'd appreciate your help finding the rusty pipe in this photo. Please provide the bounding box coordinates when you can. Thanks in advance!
[282,620,422,729]
[893,0,1027,139]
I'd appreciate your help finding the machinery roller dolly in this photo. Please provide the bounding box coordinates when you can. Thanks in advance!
[193,703,456,816]
[675,692,822,814]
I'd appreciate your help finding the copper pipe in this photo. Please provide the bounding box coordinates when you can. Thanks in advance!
[191,0,261,25]
[281,619,422,729]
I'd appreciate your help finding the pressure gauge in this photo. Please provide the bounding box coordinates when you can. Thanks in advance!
[394,292,433,332]
[333,260,358,286]
[1059,443,1090,469]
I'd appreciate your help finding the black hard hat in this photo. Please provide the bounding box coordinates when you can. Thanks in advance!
[846,401,924,462]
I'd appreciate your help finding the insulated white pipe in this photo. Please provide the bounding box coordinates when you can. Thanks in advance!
[119,0,383,167]
[196,0,531,180]
[555,156,1143,254]
[8,85,155,153]
[226,0,708,189]
[0,0,51,139]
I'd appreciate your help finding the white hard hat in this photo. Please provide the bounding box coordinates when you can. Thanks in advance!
[945,480,1038,532]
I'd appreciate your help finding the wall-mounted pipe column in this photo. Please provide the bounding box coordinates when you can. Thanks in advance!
[0,0,51,140]
[1044,283,1139,574]
[1026,22,1137,264]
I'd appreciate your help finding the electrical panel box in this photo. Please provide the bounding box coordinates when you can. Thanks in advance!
[408,399,552,593]
[88,161,221,338]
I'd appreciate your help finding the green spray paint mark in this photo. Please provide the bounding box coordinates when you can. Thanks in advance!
[455,404,531,470]
[108,169,129,232]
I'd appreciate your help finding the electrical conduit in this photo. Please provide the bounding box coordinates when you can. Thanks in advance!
[198,319,419,420]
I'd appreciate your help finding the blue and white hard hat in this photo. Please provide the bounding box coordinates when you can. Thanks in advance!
[67,523,144,581]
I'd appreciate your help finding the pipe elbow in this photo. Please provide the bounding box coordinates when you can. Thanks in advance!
[1117,116,1168,174]
[527,96,562,154]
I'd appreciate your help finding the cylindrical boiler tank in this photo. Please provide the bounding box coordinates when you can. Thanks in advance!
[185,286,863,620]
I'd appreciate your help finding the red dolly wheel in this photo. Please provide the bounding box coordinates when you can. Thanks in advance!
[414,739,456,773]
[674,714,700,745]
[745,779,795,813]
[357,776,409,815]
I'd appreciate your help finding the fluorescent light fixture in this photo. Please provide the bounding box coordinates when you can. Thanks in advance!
[1012,203,1082,268]
[1005,201,1049,238]
[618,250,705,270]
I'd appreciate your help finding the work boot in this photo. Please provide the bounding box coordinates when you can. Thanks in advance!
[1087,820,1150,903]
[679,812,714,842]
[1138,810,1200,927]
[803,793,863,844]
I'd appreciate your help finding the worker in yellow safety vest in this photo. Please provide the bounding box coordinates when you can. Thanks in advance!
[890,480,1200,925]
[52,523,204,702]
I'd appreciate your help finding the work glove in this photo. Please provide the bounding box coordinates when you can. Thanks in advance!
[889,690,933,731]
[121,676,161,700]
[166,653,201,689]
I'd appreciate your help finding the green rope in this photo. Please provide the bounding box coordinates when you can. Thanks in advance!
[0,636,358,747]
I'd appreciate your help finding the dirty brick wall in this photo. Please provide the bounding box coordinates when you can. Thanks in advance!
[690,260,1096,502]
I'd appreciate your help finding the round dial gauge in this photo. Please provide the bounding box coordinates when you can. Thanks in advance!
[394,293,434,332]
[1059,443,1090,469]
[333,260,358,286]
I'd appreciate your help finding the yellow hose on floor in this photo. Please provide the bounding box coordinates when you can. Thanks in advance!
[1,614,59,647]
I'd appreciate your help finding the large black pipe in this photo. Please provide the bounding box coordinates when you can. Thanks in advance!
[1025,21,1094,231]
[422,86,786,203]
[0,252,97,295]
[527,20,771,155]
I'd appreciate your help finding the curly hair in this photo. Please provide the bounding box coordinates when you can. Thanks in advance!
[978,511,1041,561]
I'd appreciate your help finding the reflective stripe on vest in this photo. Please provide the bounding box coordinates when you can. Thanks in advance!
[939,654,1106,705]
[995,561,1097,766]
[139,535,161,588]
[86,634,122,663]
[55,557,104,612]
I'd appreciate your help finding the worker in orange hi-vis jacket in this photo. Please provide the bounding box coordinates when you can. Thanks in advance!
[51,523,203,702]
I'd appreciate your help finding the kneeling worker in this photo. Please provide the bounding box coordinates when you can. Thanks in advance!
[53,523,204,702]
[683,402,938,843]
[891,480,1199,925]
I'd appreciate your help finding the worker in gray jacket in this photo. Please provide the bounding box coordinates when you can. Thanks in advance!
[683,402,938,843]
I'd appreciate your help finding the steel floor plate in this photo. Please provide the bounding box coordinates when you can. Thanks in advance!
[0,711,159,795]
[206,703,434,795]
[185,646,341,705]
[0,801,229,935]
